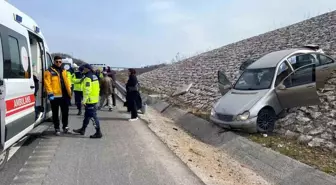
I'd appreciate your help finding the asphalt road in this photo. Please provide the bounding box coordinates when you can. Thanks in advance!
[0,103,204,185]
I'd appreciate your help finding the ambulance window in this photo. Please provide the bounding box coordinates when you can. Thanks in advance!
[46,52,53,68]
[5,36,23,78]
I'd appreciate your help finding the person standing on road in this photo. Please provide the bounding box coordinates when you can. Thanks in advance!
[95,69,103,81]
[72,65,84,115]
[98,71,113,111]
[126,68,142,121]
[107,67,117,107]
[66,66,75,105]
[33,74,39,121]
[73,64,102,139]
[44,56,72,135]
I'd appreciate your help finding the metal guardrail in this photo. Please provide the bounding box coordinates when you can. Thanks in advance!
[114,81,127,102]
[114,80,149,104]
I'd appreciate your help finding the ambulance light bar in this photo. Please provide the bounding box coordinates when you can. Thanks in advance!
[14,14,22,23]
[34,26,40,33]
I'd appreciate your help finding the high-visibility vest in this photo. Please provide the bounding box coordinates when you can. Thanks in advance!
[73,71,84,91]
[82,72,100,104]
[66,71,73,85]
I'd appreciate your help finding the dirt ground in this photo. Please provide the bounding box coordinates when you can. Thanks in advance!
[139,107,272,185]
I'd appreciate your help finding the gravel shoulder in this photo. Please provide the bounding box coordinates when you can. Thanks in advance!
[139,106,272,185]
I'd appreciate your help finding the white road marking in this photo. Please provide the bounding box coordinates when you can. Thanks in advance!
[8,136,28,160]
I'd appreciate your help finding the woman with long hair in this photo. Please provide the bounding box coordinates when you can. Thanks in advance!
[126,68,142,121]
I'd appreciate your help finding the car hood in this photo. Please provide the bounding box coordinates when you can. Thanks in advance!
[214,89,269,115]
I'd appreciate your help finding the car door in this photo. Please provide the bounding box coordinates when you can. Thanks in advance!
[315,53,336,89]
[0,25,35,149]
[217,70,231,95]
[275,63,320,108]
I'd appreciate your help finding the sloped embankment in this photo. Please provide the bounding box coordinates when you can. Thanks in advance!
[138,11,336,152]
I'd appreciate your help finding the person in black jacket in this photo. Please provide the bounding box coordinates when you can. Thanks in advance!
[126,68,142,121]
[33,74,39,121]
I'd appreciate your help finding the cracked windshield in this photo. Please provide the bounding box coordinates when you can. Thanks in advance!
[0,0,335,185]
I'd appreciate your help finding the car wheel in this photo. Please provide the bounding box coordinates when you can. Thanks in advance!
[0,149,9,171]
[256,108,276,133]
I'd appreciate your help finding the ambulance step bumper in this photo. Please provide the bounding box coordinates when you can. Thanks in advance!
[27,122,53,136]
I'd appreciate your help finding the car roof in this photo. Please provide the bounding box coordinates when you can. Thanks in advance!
[247,48,309,69]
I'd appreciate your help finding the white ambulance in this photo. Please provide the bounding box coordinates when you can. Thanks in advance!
[0,1,53,170]
[61,57,73,71]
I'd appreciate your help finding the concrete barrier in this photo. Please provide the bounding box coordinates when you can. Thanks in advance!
[159,103,336,185]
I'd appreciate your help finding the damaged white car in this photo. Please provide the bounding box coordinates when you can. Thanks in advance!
[210,45,336,133]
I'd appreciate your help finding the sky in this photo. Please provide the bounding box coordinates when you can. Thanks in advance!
[8,0,336,67]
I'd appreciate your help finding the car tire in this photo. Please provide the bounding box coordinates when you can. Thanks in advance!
[256,108,276,133]
[0,149,9,171]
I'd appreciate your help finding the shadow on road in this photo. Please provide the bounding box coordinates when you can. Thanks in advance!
[41,131,87,138]
[21,136,39,146]
[98,117,129,121]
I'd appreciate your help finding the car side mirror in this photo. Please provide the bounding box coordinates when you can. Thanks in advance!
[278,84,286,90]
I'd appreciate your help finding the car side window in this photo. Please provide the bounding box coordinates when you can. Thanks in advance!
[283,64,315,88]
[275,61,291,86]
[46,52,53,68]
[288,53,316,70]
[317,54,334,65]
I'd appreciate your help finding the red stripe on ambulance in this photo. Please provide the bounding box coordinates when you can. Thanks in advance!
[5,94,35,117]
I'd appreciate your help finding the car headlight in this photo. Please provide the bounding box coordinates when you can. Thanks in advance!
[237,111,250,121]
[210,108,216,116]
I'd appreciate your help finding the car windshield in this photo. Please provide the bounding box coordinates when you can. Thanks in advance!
[233,67,276,90]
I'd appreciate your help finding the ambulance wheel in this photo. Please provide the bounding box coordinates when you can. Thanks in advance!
[0,149,9,171]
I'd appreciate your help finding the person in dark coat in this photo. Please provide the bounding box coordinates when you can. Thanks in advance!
[33,74,39,121]
[126,68,142,121]
[107,67,117,107]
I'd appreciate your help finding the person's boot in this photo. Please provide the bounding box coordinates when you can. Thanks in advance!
[73,127,85,135]
[77,110,82,115]
[90,128,102,139]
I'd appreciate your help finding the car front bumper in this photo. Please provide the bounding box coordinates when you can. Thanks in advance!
[209,115,258,133]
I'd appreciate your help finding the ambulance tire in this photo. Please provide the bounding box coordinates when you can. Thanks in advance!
[0,149,9,171]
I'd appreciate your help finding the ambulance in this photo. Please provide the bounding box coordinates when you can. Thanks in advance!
[61,57,73,71]
[0,1,53,170]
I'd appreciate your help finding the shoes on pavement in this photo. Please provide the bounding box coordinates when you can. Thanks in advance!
[63,127,69,134]
[109,108,113,112]
[73,128,85,135]
[128,117,138,122]
[90,128,102,139]
[55,129,61,136]
[77,110,82,115]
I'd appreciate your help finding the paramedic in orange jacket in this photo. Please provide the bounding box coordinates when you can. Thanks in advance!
[44,55,72,136]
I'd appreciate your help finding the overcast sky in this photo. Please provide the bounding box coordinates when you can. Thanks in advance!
[8,0,336,67]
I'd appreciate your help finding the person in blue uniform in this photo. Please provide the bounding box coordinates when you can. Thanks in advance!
[73,64,102,138]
